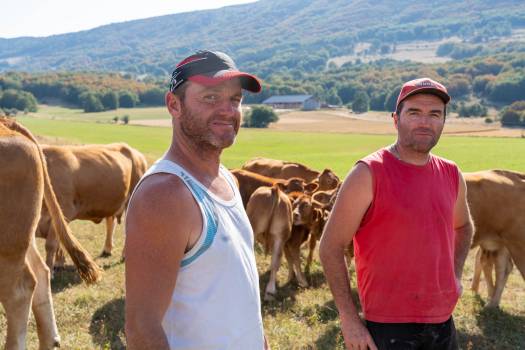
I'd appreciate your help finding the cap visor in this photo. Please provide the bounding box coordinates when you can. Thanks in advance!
[403,87,451,104]
[188,71,262,93]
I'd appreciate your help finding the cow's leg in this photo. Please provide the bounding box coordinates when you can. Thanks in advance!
[289,238,308,288]
[101,216,117,257]
[487,248,513,308]
[54,247,65,269]
[26,240,61,349]
[471,248,483,293]
[264,236,284,301]
[2,261,36,350]
[305,233,317,275]
[506,241,525,280]
[482,250,496,300]
[44,228,59,278]
[283,244,295,284]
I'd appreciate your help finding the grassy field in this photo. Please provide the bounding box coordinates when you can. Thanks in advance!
[1,116,524,349]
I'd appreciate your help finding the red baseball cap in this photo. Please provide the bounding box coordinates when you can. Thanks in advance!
[169,50,261,93]
[396,78,450,111]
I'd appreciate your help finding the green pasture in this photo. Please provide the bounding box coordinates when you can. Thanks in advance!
[1,116,524,349]
[16,116,525,175]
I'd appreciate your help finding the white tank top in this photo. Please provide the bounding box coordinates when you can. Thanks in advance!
[131,159,264,350]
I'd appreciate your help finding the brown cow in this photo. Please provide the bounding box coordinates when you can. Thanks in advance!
[231,168,317,207]
[465,169,525,307]
[242,157,320,182]
[246,185,293,300]
[36,143,147,272]
[0,118,100,349]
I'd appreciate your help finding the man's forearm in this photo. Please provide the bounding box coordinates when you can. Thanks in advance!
[126,321,170,350]
[320,245,361,325]
[454,221,474,279]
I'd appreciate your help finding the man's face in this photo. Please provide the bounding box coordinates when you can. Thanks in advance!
[176,78,243,151]
[394,93,446,154]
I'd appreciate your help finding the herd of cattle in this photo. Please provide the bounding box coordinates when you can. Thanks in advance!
[0,116,524,348]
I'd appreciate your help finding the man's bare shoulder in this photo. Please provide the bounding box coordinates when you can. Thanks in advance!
[126,173,200,239]
[130,173,195,212]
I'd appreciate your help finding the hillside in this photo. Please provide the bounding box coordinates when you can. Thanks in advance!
[1,0,525,77]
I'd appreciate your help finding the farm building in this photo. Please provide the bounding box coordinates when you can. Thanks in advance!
[262,95,320,110]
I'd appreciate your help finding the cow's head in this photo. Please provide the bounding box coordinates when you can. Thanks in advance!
[292,194,315,226]
[316,168,340,191]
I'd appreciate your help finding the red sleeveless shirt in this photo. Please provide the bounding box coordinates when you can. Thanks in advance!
[354,148,460,323]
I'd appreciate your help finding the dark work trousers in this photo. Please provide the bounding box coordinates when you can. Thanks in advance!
[366,317,458,350]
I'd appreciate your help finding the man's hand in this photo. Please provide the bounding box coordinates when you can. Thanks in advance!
[341,318,377,350]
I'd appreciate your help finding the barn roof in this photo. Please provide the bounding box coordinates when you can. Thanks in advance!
[262,95,314,104]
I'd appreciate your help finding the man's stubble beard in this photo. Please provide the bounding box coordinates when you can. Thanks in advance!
[179,102,239,155]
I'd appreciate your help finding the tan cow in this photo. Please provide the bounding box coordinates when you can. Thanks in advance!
[36,143,147,272]
[0,117,100,349]
[246,185,293,300]
[465,169,525,307]
[242,157,320,182]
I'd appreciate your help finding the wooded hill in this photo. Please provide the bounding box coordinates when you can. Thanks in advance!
[1,0,525,77]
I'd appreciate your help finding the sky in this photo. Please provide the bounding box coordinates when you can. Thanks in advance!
[1,0,257,39]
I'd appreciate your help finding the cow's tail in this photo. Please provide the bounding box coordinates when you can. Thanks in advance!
[7,118,101,284]
[263,185,281,255]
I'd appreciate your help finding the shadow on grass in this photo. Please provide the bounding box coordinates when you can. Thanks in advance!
[51,266,82,293]
[459,305,525,349]
[90,297,125,350]
[315,324,345,349]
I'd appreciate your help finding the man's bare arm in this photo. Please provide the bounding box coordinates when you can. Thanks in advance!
[125,174,201,349]
[453,171,474,282]
[319,162,377,350]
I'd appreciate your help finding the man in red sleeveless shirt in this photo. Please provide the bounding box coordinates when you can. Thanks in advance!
[320,78,474,350]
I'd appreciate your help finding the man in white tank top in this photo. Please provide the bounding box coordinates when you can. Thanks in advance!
[125,50,269,349]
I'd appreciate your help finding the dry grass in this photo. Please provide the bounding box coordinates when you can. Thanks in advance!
[1,219,523,349]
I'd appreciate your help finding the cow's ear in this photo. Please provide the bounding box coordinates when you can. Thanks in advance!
[305,182,319,194]
[276,182,287,192]
[312,199,324,209]
[313,208,323,221]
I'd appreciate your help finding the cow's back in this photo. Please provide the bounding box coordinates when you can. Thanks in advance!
[43,144,132,221]
[242,157,319,181]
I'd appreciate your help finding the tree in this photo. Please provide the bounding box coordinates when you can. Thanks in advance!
[244,105,278,128]
[351,91,370,113]
[101,91,119,110]
[79,91,104,112]
[139,87,165,106]
[0,89,37,112]
[119,90,139,108]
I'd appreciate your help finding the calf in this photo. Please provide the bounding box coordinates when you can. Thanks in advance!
[246,185,293,300]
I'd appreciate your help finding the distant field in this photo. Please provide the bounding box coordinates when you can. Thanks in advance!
[16,116,525,175]
[30,105,169,123]
[2,116,524,349]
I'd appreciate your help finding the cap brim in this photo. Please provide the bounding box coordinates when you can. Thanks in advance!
[401,87,451,105]
[188,70,262,93]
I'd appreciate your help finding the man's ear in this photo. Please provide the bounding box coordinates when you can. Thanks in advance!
[392,112,399,130]
[166,92,183,118]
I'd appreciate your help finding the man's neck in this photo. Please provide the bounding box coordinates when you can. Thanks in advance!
[166,138,222,187]
[389,143,430,166]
